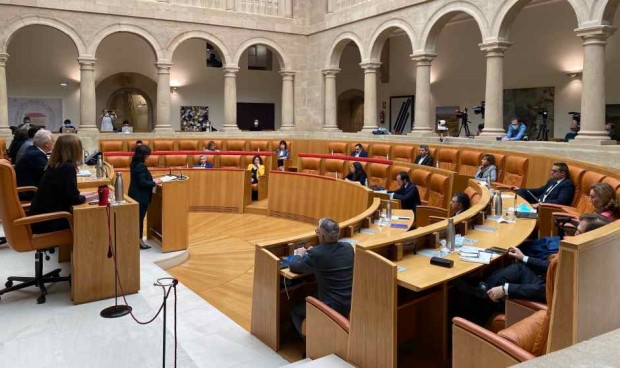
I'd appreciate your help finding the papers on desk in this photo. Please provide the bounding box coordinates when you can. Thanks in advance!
[77,170,92,177]
[397,266,407,273]
[459,246,497,264]
[392,216,411,221]
[473,225,497,232]
[359,228,377,235]
[340,238,357,247]
[159,175,176,183]
[417,248,443,258]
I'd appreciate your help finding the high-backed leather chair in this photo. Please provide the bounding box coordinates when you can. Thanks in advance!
[410,169,432,203]
[305,296,350,360]
[128,140,150,151]
[249,140,269,152]
[464,186,481,206]
[392,145,414,163]
[0,138,6,159]
[0,160,72,304]
[219,155,243,169]
[370,143,391,159]
[438,148,460,172]
[152,140,175,151]
[178,140,199,151]
[146,155,161,168]
[451,255,559,367]
[226,140,247,151]
[458,150,483,177]
[323,159,346,179]
[105,155,131,169]
[490,153,506,182]
[164,155,188,167]
[367,163,389,189]
[388,165,411,191]
[427,173,450,208]
[328,142,348,155]
[100,140,124,152]
[496,156,529,188]
[299,157,322,175]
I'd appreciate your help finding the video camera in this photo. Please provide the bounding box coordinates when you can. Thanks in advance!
[538,107,549,119]
[473,101,485,117]
[455,108,468,120]
[569,111,581,123]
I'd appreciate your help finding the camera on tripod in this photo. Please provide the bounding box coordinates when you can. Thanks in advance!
[473,101,485,117]
[455,108,468,120]
[538,107,549,119]
[569,111,581,123]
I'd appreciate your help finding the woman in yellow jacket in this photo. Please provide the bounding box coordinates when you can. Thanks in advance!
[247,155,265,200]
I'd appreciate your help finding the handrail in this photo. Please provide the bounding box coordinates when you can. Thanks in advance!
[103,150,273,157]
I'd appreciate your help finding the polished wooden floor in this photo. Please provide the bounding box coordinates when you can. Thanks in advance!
[167,213,315,331]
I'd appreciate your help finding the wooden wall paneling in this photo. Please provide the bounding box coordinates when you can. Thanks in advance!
[251,247,281,350]
[187,169,248,213]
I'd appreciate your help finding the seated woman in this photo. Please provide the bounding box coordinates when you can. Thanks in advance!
[204,141,220,152]
[275,140,289,171]
[589,183,620,221]
[450,192,471,216]
[29,135,92,233]
[474,154,497,183]
[247,155,265,200]
[344,162,367,185]
[194,155,213,168]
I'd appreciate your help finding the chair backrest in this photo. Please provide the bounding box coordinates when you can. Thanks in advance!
[0,159,32,252]
[566,165,586,207]
[219,155,243,168]
[328,142,348,155]
[323,159,346,179]
[128,140,150,152]
[0,139,6,159]
[165,155,188,167]
[388,165,411,191]
[299,157,322,175]
[428,173,450,208]
[438,148,460,171]
[106,156,131,169]
[392,145,414,163]
[410,169,432,202]
[367,163,389,189]
[146,154,161,167]
[178,140,199,150]
[100,141,124,152]
[202,139,223,151]
[191,154,215,167]
[574,170,606,213]
[153,140,175,151]
[249,140,269,152]
[503,156,529,187]
[370,144,391,159]
[490,152,506,182]
[459,150,483,177]
[464,186,481,206]
[226,140,247,151]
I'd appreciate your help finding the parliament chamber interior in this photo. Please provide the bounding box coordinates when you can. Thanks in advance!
[1,1,620,367]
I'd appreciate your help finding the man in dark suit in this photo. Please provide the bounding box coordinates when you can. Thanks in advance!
[515,162,574,206]
[389,171,421,212]
[414,145,434,166]
[289,218,354,339]
[351,143,368,158]
[15,129,53,201]
[193,155,213,168]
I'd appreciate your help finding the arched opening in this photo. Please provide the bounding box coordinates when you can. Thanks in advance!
[106,88,153,132]
[95,32,158,131]
[337,89,364,132]
[6,25,79,132]
[335,41,363,132]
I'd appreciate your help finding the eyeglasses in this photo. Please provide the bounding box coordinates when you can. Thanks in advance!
[551,169,560,173]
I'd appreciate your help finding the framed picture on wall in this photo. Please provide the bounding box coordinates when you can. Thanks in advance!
[180,106,209,131]
[8,97,63,132]
[390,95,414,134]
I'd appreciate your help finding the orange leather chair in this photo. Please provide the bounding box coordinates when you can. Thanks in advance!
[451,255,558,367]
[427,173,450,208]
[226,140,247,151]
[464,186,481,206]
[370,143,391,159]
[496,156,529,189]
[388,165,411,191]
[299,157,322,175]
[271,140,292,152]
[128,140,150,151]
[323,159,346,179]
[100,141,124,152]
[105,156,131,169]
[392,145,414,163]
[219,155,243,169]
[327,142,348,155]
[0,160,72,304]
[164,155,189,167]
[410,169,432,203]
[458,150,483,177]
[0,138,6,159]
[249,140,269,152]
[304,296,350,360]
[146,155,161,167]
[438,148,460,171]
[178,140,199,151]
[152,140,175,151]
[367,163,389,189]
[490,153,506,183]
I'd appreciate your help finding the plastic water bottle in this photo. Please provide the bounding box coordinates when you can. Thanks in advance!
[364,178,368,187]
[96,155,104,179]
[114,172,124,203]
[446,218,456,251]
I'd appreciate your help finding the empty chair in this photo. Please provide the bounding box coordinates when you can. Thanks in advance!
[178,140,199,151]
[392,145,414,163]
[410,169,432,203]
[164,155,189,167]
[323,159,347,179]
[226,140,247,151]
[152,140,175,151]
[366,163,390,189]
[145,154,161,168]
[249,140,269,152]
[219,155,243,168]
[299,157,322,175]
[437,148,460,171]
[105,155,131,169]
[100,140,124,152]
[427,173,450,208]
[370,144,391,159]
[458,150,483,177]
[496,156,529,188]
[327,142,348,155]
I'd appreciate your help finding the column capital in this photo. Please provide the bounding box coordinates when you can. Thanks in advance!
[223,65,240,76]
[322,68,341,76]
[479,41,512,56]
[575,25,616,44]
[359,61,382,70]
[78,56,96,69]
[155,61,173,73]
[279,70,295,79]
[0,53,9,66]
[410,52,437,65]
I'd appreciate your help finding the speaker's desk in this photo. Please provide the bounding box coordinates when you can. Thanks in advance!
[72,198,140,304]
[147,177,190,252]
[76,164,114,190]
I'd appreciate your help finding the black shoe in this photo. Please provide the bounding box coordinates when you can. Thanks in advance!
[0,237,6,245]
[475,282,490,299]
[139,242,151,250]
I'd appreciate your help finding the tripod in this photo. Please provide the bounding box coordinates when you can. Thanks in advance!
[536,115,549,141]
[458,118,473,137]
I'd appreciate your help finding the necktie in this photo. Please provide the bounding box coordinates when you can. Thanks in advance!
[541,181,559,202]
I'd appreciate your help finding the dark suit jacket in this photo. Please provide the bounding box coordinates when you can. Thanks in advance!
[351,150,368,158]
[390,182,421,211]
[15,145,47,200]
[128,162,157,205]
[524,178,575,205]
[29,163,85,233]
[415,154,434,167]
[289,242,354,317]
[194,162,213,169]
[345,172,367,185]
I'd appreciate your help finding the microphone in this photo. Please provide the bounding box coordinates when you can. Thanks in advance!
[177,167,186,180]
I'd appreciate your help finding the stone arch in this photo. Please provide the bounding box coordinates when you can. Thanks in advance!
[367,18,417,61]
[232,37,290,70]
[593,0,620,24]
[88,24,164,60]
[164,30,231,64]
[0,15,87,54]
[325,31,365,68]
[492,0,585,41]
[419,1,489,52]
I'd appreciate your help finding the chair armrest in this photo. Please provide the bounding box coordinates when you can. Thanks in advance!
[510,299,547,311]
[493,183,514,190]
[305,296,350,332]
[17,186,37,193]
[452,317,536,363]
[305,296,350,360]
[505,299,547,327]
[416,205,448,227]
[420,199,428,205]
[538,203,576,238]
[13,212,73,227]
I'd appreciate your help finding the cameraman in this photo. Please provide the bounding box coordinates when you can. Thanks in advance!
[564,118,580,142]
[502,118,526,141]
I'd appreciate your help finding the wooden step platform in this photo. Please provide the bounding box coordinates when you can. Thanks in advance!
[244,198,269,216]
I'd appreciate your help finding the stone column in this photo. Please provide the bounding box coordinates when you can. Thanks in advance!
[360,61,381,133]
[78,57,99,133]
[322,68,341,132]
[223,66,240,132]
[410,53,436,136]
[478,41,512,138]
[574,26,616,144]
[154,62,174,132]
[280,71,295,130]
[0,53,9,135]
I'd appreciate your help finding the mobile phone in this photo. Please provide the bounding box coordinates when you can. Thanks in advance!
[486,246,507,255]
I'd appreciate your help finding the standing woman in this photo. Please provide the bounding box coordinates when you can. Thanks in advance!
[275,140,289,171]
[29,135,89,234]
[128,145,162,250]
[475,154,497,183]
[247,155,265,200]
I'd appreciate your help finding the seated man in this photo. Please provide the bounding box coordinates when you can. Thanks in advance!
[15,129,53,201]
[515,162,574,206]
[194,155,212,168]
[564,119,580,142]
[15,126,42,165]
[350,143,368,158]
[502,119,527,141]
[289,218,354,339]
[389,171,421,212]
[451,192,471,216]
[414,144,434,166]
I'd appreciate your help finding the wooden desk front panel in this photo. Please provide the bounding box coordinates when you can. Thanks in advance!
[268,171,372,224]
[72,200,139,304]
[149,179,189,252]
[187,168,251,213]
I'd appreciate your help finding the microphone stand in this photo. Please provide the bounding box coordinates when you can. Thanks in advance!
[101,210,132,318]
